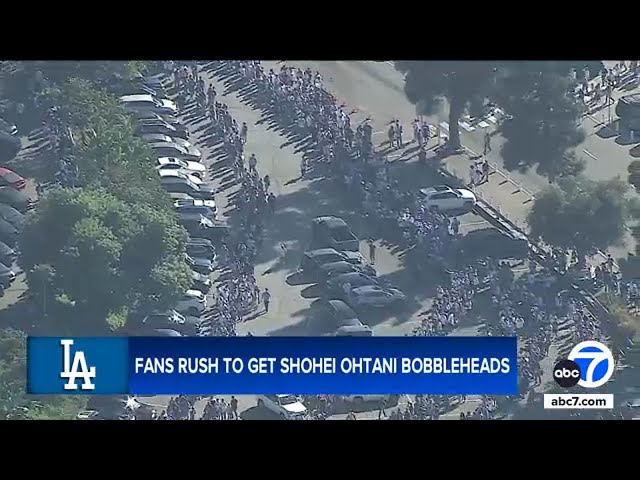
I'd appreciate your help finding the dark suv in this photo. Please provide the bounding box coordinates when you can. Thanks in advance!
[310,216,359,251]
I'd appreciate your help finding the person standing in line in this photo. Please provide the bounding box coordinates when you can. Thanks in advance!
[262,288,271,313]
[483,131,492,155]
[368,239,376,265]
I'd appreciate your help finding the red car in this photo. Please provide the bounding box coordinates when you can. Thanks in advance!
[0,168,26,190]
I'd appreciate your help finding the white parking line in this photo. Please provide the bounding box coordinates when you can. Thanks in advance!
[583,149,598,161]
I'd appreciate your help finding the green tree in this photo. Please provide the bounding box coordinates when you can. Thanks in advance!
[0,328,85,419]
[395,61,498,150]
[527,176,634,264]
[497,63,586,180]
[19,188,191,332]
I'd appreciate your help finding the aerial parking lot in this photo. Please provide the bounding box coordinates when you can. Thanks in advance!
[1,60,639,420]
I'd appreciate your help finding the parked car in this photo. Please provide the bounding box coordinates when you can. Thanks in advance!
[334,320,373,336]
[170,138,202,160]
[0,218,18,246]
[0,240,16,267]
[158,169,203,186]
[191,270,212,293]
[186,219,229,243]
[140,310,201,336]
[311,299,364,333]
[0,132,21,162]
[616,94,640,131]
[419,185,476,213]
[0,187,32,212]
[299,248,365,276]
[135,112,186,130]
[0,262,16,287]
[135,121,189,140]
[119,94,178,116]
[132,73,167,91]
[185,253,214,274]
[310,216,359,251]
[0,167,26,190]
[163,178,216,202]
[175,198,217,216]
[341,285,406,309]
[256,394,307,420]
[317,261,376,282]
[141,133,173,144]
[174,289,207,315]
[157,157,206,177]
[0,203,24,228]
[186,238,215,258]
[326,272,380,294]
[176,204,216,220]
[457,227,529,260]
[149,142,201,161]
[342,394,398,405]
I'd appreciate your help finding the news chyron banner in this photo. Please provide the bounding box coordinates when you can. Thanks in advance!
[27,336,518,395]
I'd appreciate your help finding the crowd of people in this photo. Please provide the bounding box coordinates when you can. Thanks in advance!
[215,60,629,420]
[78,59,629,420]
[167,62,276,339]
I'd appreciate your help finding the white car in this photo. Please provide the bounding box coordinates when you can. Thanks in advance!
[174,289,207,315]
[257,394,307,420]
[160,138,201,160]
[174,198,217,212]
[344,285,406,308]
[158,169,203,186]
[157,157,206,178]
[342,394,398,405]
[419,185,476,212]
[149,142,201,161]
[119,94,178,116]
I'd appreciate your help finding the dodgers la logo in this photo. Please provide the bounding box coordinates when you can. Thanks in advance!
[59,339,96,391]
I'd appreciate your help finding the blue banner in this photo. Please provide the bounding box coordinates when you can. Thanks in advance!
[27,336,518,395]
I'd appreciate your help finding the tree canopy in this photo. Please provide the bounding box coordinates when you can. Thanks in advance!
[527,176,635,260]
[395,61,497,150]
[17,75,190,332]
[0,328,86,419]
[395,61,586,180]
[496,62,586,179]
[20,188,191,332]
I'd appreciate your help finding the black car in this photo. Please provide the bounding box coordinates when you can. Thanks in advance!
[616,94,640,131]
[191,270,212,293]
[186,238,215,258]
[326,272,380,294]
[317,261,376,282]
[0,240,16,267]
[299,248,364,275]
[0,218,18,246]
[0,203,24,228]
[136,121,189,140]
[182,218,229,243]
[311,216,359,251]
[310,299,363,332]
[457,227,529,260]
[0,187,32,212]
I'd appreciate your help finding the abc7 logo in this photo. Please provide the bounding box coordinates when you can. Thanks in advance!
[553,341,615,389]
